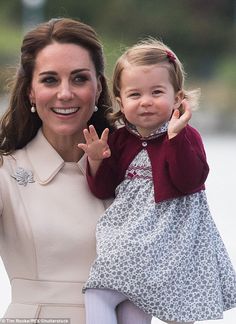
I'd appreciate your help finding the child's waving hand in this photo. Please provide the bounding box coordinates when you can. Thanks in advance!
[78,125,111,160]
[78,125,111,177]
[168,99,192,139]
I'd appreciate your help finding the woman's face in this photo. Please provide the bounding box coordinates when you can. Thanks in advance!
[29,42,101,142]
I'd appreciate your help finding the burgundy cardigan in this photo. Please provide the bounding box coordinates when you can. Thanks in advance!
[86,125,209,203]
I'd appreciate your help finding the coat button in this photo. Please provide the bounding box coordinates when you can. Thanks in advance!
[142,141,147,147]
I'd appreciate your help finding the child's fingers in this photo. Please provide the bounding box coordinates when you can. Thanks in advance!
[181,98,190,110]
[181,100,192,122]
[101,128,109,142]
[83,128,93,144]
[77,143,87,153]
[89,125,99,141]
[171,109,180,120]
[103,147,111,159]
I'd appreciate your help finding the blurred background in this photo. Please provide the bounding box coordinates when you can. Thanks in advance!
[0,0,235,323]
[0,0,236,132]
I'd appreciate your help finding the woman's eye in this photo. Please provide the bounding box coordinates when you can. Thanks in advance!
[73,74,89,84]
[41,76,57,85]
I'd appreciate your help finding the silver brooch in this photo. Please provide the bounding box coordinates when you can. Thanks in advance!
[11,167,35,186]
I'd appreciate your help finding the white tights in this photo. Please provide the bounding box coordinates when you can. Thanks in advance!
[85,288,194,324]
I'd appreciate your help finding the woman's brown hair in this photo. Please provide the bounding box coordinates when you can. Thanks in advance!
[0,18,112,157]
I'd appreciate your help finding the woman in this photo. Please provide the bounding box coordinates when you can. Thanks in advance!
[0,18,151,324]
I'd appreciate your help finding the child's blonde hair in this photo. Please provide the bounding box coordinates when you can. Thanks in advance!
[109,38,200,126]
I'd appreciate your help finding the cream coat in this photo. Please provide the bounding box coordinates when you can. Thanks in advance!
[0,129,109,323]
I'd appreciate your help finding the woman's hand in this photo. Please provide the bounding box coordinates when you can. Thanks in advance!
[78,125,111,161]
[168,99,192,139]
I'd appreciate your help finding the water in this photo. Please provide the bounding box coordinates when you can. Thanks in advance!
[0,134,236,323]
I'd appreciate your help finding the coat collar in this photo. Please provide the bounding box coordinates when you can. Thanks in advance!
[25,129,86,184]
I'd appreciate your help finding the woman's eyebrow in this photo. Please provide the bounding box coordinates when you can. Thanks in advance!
[39,68,91,76]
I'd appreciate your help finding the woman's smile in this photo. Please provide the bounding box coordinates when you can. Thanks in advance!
[51,107,80,116]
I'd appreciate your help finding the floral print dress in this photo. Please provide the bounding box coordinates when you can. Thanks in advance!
[84,126,236,322]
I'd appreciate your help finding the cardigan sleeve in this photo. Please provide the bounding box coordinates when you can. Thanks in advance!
[165,125,209,193]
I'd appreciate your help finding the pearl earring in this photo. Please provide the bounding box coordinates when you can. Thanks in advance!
[31,104,36,113]
[94,105,98,112]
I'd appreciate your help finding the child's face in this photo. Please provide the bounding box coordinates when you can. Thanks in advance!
[117,64,182,137]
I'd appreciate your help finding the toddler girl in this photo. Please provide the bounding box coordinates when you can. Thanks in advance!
[78,39,236,324]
